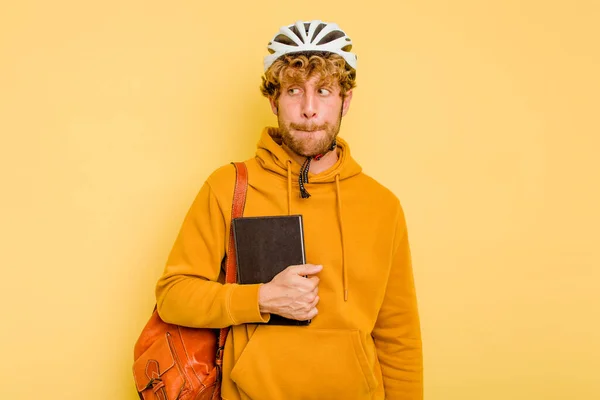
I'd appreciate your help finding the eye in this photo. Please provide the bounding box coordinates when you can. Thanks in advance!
[318,88,331,96]
[288,88,300,95]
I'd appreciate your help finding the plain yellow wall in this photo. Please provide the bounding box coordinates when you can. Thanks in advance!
[1,1,598,399]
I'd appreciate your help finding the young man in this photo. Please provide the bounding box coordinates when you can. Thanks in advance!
[156,20,423,399]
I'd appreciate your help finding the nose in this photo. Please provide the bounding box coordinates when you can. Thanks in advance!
[301,92,317,120]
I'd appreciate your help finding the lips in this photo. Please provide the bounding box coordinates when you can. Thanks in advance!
[290,124,326,132]
[293,127,325,133]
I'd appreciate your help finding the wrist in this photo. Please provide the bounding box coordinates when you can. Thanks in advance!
[258,283,271,314]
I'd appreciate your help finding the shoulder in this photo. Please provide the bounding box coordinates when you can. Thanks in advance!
[349,172,410,238]
[205,162,236,188]
[358,173,411,244]
[199,163,236,206]
[351,171,403,211]
[203,158,258,205]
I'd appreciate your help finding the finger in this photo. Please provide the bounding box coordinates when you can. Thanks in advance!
[307,275,320,288]
[305,307,318,320]
[289,263,323,276]
[292,275,319,292]
[300,293,319,311]
[308,295,320,309]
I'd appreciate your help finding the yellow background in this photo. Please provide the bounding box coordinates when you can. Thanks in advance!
[1,1,598,399]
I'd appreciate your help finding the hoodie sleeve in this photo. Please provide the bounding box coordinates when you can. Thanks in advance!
[372,209,424,399]
[155,179,270,329]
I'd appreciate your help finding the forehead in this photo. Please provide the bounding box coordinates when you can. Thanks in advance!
[280,73,339,88]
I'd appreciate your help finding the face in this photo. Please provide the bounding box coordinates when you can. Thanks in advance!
[270,75,353,158]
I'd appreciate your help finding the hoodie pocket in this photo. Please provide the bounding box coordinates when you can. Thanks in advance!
[230,327,378,400]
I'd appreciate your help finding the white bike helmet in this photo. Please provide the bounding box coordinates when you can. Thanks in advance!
[264,20,357,72]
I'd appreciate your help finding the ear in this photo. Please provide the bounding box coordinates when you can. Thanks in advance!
[341,90,353,117]
[269,97,278,115]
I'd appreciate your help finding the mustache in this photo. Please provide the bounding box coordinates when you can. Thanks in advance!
[289,123,327,132]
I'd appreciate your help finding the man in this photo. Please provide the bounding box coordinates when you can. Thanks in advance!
[156,20,423,399]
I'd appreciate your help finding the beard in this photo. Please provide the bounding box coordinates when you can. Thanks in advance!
[277,115,342,158]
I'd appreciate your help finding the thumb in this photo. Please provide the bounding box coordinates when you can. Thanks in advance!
[292,264,323,276]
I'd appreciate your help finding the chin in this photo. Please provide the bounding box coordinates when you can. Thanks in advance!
[300,145,329,158]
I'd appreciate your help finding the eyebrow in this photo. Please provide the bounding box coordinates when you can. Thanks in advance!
[281,75,306,87]
[316,77,335,88]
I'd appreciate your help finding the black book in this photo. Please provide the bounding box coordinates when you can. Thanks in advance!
[231,214,310,326]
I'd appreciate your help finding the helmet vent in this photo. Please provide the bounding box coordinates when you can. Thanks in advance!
[316,30,345,45]
[310,23,327,42]
[288,25,305,42]
[274,34,299,46]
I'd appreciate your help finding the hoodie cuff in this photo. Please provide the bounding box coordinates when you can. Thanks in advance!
[228,284,271,325]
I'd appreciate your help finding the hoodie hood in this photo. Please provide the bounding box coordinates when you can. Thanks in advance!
[255,127,362,183]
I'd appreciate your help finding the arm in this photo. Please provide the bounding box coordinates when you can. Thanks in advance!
[372,209,423,399]
[155,178,269,329]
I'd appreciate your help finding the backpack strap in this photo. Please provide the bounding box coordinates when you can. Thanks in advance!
[216,162,248,370]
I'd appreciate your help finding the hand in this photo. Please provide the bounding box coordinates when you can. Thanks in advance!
[258,264,322,321]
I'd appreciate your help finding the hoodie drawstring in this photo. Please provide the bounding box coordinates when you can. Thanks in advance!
[299,158,312,199]
[335,174,348,301]
[286,161,292,215]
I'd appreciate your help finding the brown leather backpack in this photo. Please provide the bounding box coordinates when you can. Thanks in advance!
[133,162,248,400]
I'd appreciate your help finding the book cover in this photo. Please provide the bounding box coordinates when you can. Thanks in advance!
[231,214,310,326]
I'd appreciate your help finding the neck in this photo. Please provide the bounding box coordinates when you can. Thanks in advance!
[283,145,339,174]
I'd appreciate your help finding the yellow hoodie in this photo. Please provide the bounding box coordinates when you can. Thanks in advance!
[156,127,423,399]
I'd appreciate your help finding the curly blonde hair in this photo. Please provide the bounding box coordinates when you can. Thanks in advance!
[260,52,356,101]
